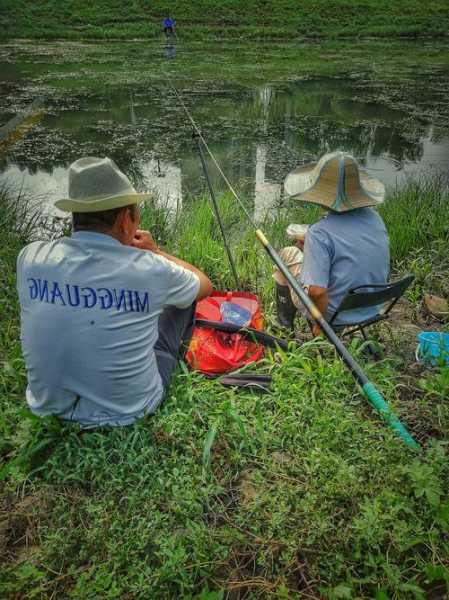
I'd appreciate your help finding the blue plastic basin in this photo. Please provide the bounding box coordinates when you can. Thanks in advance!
[417,332,449,366]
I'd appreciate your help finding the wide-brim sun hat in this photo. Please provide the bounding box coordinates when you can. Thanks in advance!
[284,151,385,212]
[55,157,152,213]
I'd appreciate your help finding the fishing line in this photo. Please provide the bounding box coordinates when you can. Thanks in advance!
[194,132,240,287]
[163,70,241,286]
[162,73,256,225]
[162,70,420,450]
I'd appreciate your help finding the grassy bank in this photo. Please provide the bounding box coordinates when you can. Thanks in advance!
[1,0,449,41]
[1,180,449,599]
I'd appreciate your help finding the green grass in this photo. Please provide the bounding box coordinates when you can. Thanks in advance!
[1,181,449,598]
[1,0,449,40]
[380,178,449,264]
[380,178,449,304]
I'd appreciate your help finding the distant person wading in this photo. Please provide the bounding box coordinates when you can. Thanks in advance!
[163,15,175,36]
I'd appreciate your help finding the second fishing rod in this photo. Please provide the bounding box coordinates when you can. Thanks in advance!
[163,74,419,450]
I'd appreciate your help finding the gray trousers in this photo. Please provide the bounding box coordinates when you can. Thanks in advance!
[154,304,196,389]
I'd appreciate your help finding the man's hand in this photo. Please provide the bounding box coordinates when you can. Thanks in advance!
[311,323,322,337]
[131,231,213,300]
[132,230,159,252]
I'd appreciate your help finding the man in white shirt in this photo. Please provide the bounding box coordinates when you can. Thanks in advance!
[17,157,212,428]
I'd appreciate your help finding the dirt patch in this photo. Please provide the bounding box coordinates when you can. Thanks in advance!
[0,487,50,564]
[380,298,423,359]
[373,297,449,442]
[377,296,446,363]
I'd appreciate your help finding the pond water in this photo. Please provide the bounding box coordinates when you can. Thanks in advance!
[1,40,448,220]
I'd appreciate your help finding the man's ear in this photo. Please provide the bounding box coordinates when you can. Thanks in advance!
[115,207,130,236]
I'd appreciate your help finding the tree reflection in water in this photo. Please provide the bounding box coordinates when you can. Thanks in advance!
[1,76,448,215]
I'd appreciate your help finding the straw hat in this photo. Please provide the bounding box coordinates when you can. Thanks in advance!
[284,151,385,212]
[55,157,152,213]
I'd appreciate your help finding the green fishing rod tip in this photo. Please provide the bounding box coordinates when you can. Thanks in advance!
[362,382,420,450]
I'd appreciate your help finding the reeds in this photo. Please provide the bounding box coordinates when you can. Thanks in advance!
[380,175,449,264]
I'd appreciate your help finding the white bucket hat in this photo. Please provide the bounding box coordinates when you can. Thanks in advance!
[55,157,152,213]
[284,151,385,212]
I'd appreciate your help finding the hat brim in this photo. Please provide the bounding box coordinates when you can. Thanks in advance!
[55,192,153,213]
[284,162,318,196]
[284,161,385,212]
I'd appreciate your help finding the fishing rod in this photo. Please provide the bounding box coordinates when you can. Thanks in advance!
[159,72,239,285]
[164,75,419,450]
[194,132,240,288]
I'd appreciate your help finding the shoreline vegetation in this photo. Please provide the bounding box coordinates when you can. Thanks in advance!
[2,0,449,41]
[1,177,449,598]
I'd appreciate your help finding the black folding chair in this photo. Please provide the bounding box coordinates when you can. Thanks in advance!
[328,275,415,354]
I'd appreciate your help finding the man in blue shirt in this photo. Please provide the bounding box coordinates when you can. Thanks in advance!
[282,151,389,335]
[17,157,212,428]
[163,15,175,36]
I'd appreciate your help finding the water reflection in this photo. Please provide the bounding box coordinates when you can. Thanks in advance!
[249,80,429,182]
[254,144,281,222]
[164,44,176,60]
[1,75,448,216]
[141,158,182,218]
[0,163,68,217]
[129,92,136,125]
[1,158,183,219]
[254,86,281,222]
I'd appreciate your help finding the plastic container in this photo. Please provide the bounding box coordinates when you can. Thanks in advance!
[220,302,252,327]
[416,332,449,366]
[286,223,309,241]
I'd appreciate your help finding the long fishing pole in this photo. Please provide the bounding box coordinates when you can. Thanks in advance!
[194,132,240,288]
[164,75,419,450]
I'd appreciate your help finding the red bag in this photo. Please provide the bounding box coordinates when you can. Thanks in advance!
[186,291,264,375]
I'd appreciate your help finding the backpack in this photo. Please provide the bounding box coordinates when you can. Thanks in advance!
[186,291,264,375]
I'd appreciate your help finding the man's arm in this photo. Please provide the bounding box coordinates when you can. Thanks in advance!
[299,226,331,337]
[308,285,329,336]
[132,230,212,300]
